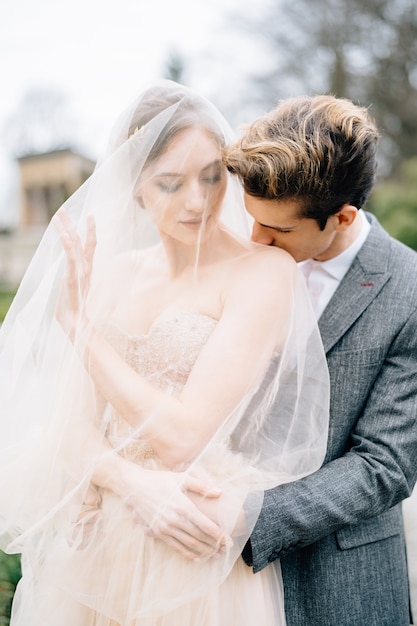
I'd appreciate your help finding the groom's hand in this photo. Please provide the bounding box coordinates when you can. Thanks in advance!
[144,472,232,560]
[116,463,231,561]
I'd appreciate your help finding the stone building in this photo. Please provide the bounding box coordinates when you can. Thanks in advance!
[0,148,95,287]
[17,148,95,227]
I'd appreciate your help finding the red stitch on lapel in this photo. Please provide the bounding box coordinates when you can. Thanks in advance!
[360,282,374,287]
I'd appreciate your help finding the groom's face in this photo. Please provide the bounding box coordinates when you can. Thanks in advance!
[244,194,340,262]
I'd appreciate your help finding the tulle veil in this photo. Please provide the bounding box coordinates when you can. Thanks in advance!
[0,80,330,624]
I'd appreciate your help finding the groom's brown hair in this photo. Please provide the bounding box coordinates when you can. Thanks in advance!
[223,95,379,230]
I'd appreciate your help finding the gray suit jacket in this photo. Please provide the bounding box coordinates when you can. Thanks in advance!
[246,214,417,625]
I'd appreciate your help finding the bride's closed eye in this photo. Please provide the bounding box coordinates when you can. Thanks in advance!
[200,162,223,184]
[201,172,222,185]
[156,180,182,193]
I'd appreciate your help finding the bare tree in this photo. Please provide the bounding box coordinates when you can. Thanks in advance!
[3,87,76,158]
[164,49,187,85]
[236,0,417,173]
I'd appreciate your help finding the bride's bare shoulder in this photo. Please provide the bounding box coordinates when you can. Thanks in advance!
[236,241,296,278]
[220,243,296,309]
[222,228,294,270]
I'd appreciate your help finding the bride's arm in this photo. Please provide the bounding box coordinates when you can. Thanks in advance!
[55,211,294,467]
[60,239,294,467]
[79,253,292,467]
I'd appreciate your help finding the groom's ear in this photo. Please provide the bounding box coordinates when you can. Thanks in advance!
[334,204,358,231]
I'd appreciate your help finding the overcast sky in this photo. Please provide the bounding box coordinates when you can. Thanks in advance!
[0,0,265,225]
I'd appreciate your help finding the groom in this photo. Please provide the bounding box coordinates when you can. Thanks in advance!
[221,95,417,625]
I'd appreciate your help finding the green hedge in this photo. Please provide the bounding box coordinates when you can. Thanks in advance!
[0,552,21,625]
[369,158,417,251]
[0,291,15,324]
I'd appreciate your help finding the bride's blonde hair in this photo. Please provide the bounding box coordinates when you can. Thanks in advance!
[126,84,226,166]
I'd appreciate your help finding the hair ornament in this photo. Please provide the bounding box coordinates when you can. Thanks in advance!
[130,125,147,140]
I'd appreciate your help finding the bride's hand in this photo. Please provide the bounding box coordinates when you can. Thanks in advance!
[53,210,97,339]
[114,462,232,561]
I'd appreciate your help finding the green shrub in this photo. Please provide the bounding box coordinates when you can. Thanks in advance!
[0,552,21,625]
[0,291,16,323]
[369,158,417,251]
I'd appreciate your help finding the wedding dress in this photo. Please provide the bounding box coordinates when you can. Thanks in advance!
[9,311,285,625]
[0,80,329,626]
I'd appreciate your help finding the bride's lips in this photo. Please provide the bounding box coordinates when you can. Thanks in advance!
[179,218,204,230]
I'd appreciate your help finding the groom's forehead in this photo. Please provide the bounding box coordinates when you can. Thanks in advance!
[243,194,304,223]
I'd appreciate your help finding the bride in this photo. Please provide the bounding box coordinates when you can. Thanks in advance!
[0,81,329,625]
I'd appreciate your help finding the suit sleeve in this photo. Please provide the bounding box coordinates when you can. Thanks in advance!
[246,305,417,572]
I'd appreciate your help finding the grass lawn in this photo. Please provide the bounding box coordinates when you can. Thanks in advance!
[0,290,16,323]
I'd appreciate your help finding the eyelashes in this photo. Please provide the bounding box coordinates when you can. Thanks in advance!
[203,173,222,185]
[156,172,223,194]
[156,182,181,193]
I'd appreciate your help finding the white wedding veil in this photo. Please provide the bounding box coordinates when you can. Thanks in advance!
[0,80,329,624]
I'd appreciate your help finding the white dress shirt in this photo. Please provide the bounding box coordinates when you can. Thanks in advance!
[299,210,371,319]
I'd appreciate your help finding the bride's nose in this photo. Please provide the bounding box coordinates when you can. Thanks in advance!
[184,181,206,213]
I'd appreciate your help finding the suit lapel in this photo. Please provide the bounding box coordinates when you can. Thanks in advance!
[318,214,392,354]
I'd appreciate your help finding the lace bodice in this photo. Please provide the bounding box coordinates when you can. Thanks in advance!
[105,310,218,463]
[124,310,218,393]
